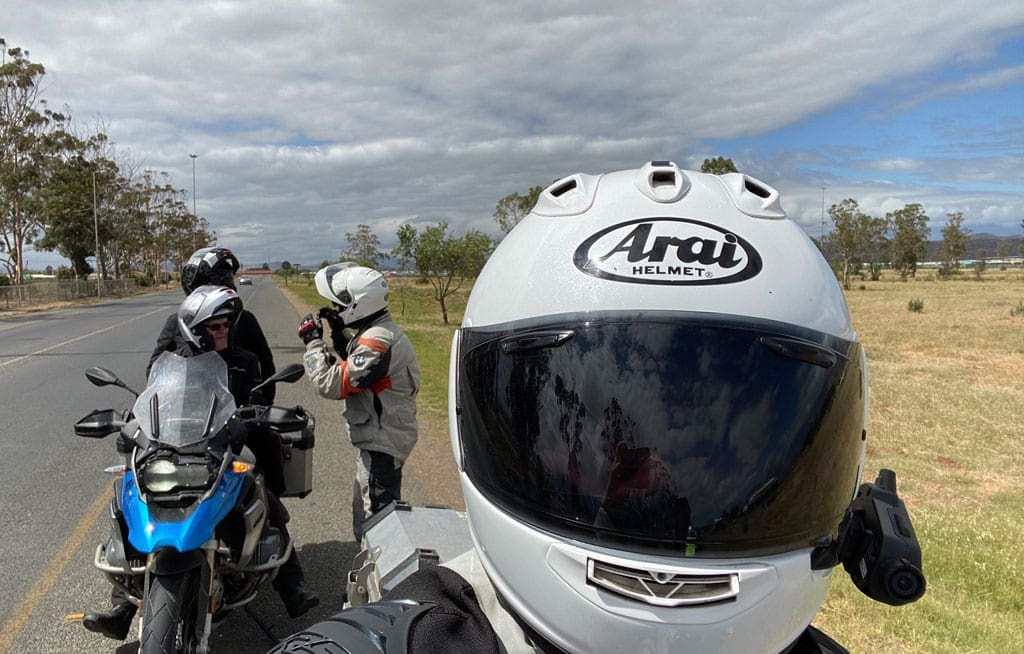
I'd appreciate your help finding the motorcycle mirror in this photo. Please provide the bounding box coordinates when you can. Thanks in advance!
[85,367,139,396]
[85,367,121,387]
[253,363,305,393]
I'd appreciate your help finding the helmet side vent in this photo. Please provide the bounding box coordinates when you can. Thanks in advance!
[744,177,771,198]
[532,173,600,217]
[717,172,786,219]
[550,179,578,197]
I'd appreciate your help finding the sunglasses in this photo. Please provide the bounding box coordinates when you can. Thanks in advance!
[204,320,230,333]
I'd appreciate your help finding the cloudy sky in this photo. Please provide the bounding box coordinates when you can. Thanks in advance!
[7,1,1024,270]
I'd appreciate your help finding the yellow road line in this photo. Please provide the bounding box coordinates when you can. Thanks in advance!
[0,305,169,369]
[0,486,111,653]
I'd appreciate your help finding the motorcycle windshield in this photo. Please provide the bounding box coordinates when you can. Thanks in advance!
[457,311,865,557]
[134,351,237,448]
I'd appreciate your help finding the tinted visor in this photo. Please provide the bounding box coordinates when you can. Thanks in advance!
[457,312,864,557]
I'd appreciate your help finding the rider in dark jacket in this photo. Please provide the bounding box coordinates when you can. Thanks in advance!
[148,246,277,402]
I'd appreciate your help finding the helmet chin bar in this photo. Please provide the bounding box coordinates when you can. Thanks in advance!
[812,469,926,606]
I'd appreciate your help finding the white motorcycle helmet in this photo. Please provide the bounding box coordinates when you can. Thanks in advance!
[314,263,389,326]
[450,162,869,653]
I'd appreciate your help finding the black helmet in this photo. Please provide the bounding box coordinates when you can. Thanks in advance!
[181,247,241,294]
[178,285,243,351]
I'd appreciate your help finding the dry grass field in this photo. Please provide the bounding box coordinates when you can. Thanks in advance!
[287,268,1024,652]
[813,269,1024,653]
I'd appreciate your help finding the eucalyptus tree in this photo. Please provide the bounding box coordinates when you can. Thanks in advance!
[493,185,543,234]
[341,223,384,268]
[938,211,969,278]
[700,156,738,174]
[887,203,930,279]
[394,221,492,324]
[828,198,869,289]
[0,38,72,283]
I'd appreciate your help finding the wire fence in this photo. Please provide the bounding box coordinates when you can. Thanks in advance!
[0,279,137,310]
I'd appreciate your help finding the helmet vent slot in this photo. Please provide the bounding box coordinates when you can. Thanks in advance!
[651,171,676,188]
[744,178,771,198]
[588,559,739,607]
[550,179,578,197]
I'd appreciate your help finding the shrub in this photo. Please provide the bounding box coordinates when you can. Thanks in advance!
[907,298,924,313]
[55,265,76,280]
[1011,302,1024,317]
[134,273,155,287]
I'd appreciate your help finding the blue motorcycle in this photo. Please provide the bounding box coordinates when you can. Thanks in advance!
[75,351,315,653]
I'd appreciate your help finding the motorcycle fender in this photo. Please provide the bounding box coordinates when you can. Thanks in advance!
[149,548,205,576]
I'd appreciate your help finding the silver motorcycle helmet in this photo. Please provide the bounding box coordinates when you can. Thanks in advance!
[449,162,868,653]
[178,284,243,351]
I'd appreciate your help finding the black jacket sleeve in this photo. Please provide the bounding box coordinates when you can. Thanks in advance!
[224,346,266,407]
[236,310,277,402]
[147,313,180,377]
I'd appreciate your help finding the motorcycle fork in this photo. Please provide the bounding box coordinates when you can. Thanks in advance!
[197,548,217,654]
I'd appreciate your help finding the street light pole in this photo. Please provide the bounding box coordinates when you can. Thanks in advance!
[92,170,101,297]
[190,153,198,251]
[820,186,827,242]
[190,154,198,216]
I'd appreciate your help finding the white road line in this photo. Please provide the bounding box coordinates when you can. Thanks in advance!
[0,305,170,370]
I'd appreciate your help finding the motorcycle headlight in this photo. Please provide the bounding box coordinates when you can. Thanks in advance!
[140,457,212,493]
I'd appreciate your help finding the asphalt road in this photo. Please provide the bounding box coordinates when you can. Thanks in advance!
[0,278,436,653]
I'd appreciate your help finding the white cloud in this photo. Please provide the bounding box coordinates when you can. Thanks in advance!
[869,159,925,172]
[5,1,1024,268]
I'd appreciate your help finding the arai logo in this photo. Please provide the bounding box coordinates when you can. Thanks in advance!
[573,218,762,285]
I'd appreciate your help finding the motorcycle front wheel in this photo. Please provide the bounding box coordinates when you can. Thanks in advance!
[140,571,201,654]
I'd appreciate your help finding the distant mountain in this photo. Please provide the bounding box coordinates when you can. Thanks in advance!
[926,233,1023,261]
[247,256,400,272]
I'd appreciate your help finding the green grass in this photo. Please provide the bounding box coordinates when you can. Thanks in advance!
[813,272,1024,652]
[287,272,1024,651]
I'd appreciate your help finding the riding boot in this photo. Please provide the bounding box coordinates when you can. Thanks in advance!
[83,600,136,640]
[272,546,319,618]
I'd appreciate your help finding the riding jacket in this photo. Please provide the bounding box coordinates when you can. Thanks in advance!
[303,311,420,462]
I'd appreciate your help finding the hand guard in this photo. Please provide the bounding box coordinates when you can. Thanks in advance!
[298,313,323,344]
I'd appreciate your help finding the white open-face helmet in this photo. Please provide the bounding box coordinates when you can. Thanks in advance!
[313,263,389,326]
[178,284,243,350]
[449,162,868,653]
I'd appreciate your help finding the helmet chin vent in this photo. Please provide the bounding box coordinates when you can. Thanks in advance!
[588,559,739,607]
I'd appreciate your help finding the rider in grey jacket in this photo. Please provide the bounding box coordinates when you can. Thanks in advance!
[298,264,420,540]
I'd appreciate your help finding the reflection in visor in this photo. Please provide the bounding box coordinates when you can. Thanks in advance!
[457,312,864,557]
